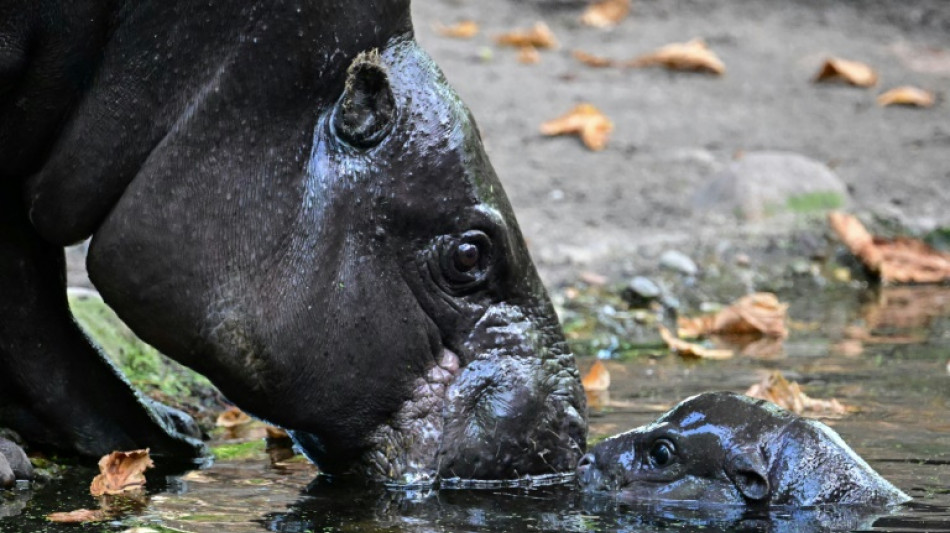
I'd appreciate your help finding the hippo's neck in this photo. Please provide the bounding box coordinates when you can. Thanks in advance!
[769,420,909,506]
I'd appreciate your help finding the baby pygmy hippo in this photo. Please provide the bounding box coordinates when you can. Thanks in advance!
[578,392,909,507]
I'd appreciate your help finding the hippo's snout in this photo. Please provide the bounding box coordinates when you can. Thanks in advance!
[576,453,600,487]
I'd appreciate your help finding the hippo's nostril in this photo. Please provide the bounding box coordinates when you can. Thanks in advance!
[577,453,595,471]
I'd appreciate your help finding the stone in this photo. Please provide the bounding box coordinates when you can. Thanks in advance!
[659,250,698,276]
[693,151,849,220]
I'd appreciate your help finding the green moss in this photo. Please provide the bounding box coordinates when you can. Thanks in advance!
[67,291,212,399]
[211,440,266,460]
[785,191,844,214]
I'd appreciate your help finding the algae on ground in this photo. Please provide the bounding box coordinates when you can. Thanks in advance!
[67,290,214,403]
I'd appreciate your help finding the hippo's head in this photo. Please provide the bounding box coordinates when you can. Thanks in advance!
[280,44,588,484]
[27,4,588,485]
[578,392,908,506]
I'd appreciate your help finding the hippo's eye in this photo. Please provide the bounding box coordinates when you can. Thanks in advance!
[454,243,480,272]
[440,230,493,291]
[648,439,676,468]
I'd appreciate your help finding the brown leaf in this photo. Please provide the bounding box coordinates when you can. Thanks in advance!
[678,293,788,339]
[658,325,734,360]
[814,57,878,87]
[539,103,614,151]
[744,371,847,416]
[518,45,541,64]
[579,271,608,286]
[496,22,558,49]
[435,20,479,39]
[47,509,108,523]
[580,0,631,28]
[877,86,935,107]
[829,211,950,284]
[89,449,154,497]
[582,360,611,392]
[216,406,252,428]
[573,50,615,68]
[627,38,725,75]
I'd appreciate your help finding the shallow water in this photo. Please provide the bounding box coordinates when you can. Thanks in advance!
[1,286,948,532]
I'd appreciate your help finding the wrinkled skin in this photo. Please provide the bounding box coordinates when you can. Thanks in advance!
[578,392,909,507]
[0,0,586,484]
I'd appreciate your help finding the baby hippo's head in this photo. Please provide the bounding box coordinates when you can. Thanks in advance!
[578,392,909,507]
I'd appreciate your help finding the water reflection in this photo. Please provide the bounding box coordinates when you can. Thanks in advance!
[264,480,903,533]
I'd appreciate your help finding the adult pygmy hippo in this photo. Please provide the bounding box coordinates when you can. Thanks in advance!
[578,392,910,507]
[0,0,586,485]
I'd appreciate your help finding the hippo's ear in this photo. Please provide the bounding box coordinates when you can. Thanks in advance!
[726,448,770,502]
[332,50,396,149]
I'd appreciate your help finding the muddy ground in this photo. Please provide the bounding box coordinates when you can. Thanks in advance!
[64,0,950,290]
[409,0,950,285]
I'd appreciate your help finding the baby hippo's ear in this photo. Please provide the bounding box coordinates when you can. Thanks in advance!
[726,447,770,502]
[332,49,396,149]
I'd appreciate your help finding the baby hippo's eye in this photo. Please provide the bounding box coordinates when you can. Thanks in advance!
[648,439,676,468]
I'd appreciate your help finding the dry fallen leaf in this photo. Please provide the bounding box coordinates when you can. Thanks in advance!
[658,325,734,360]
[90,449,154,497]
[581,0,631,28]
[829,211,950,284]
[496,22,558,49]
[745,371,847,416]
[540,103,614,151]
[518,45,541,64]
[678,293,789,339]
[47,509,108,523]
[435,20,479,39]
[627,38,725,75]
[216,406,252,428]
[582,360,611,392]
[573,50,615,68]
[814,57,878,87]
[876,86,935,107]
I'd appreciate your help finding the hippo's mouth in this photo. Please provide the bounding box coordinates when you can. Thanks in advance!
[348,347,586,486]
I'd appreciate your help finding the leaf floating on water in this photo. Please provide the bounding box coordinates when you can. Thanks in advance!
[627,39,725,75]
[678,293,789,339]
[89,449,154,497]
[813,57,878,87]
[573,50,615,68]
[435,20,480,39]
[744,371,847,416]
[829,211,950,284]
[216,406,252,428]
[495,22,558,50]
[580,0,631,28]
[47,509,108,523]
[658,325,734,360]
[582,360,611,392]
[876,86,935,108]
[540,103,614,151]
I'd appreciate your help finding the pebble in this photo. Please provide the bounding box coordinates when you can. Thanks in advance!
[628,276,661,299]
[659,250,698,276]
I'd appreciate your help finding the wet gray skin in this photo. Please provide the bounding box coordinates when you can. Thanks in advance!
[0,438,32,488]
[578,392,910,507]
[0,1,585,485]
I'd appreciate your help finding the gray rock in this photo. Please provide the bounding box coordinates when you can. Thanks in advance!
[659,250,698,276]
[693,151,849,220]
[622,276,662,308]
